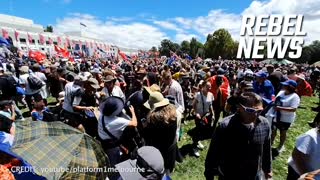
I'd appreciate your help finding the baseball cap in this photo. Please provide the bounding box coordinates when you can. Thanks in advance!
[281,79,297,88]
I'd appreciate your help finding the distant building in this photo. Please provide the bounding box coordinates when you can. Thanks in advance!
[0,14,118,57]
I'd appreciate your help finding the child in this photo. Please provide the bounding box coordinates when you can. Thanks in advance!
[31,99,50,121]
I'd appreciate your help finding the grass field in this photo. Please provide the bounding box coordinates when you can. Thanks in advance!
[172,96,319,180]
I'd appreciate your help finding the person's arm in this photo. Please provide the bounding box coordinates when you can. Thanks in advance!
[262,127,272,179]
[275,106,297,112]
[292,147,312,174]
[127,106,137,127]
[10,105,16,121]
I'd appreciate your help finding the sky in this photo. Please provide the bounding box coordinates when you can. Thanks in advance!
[1,0,320,50]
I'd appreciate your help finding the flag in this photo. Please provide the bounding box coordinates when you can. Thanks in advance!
[0,37,9,46]
[54,45,70,58]
[14,31,19,41]
[27,33,33,43]
[79,41,82,49]
[80,22,87,27]
[57,37,61,45]
[86,41,89,48]
[48,37,53,44]
[2,29,9,39]
[39,34,45,44]
[185,54,192,60]
[118,50,128,61]
[29,50,46,63]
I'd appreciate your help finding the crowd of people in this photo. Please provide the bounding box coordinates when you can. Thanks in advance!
[0,46,320,180]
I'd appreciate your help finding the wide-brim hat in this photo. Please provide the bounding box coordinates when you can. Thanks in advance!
[87,78,100,89]
[143,84,161,95]
[103,75,116,83]
[101,96,124,117]
[19,66,29,74]
[143,92,169,110]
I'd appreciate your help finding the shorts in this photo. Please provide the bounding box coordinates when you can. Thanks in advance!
[273,121,291,131]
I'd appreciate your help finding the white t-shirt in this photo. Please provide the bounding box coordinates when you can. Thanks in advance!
[98,115,130,140]
[34,72,48,99]
[195,91,214,117]
[275,90,300,123]
[101,86,125,102]
[167,80,185,113]
[288,128,320,175]
[62,82,82,112]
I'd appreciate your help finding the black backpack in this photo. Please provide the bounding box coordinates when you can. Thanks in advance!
[27,74,44,90]
[0,75,17,100]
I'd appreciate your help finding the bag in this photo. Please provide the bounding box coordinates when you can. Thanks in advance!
[27,74,44,90]
[0,75,17,100]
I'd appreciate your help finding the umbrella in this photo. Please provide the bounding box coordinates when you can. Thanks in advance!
[11,120,110,180]
[313,61,320,66]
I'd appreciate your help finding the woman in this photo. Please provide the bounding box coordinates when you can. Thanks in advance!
[271,79,300,153]
[142,92,177,174]
[98,96,137,166]
[287,118,320,180]
[191,80,214,157]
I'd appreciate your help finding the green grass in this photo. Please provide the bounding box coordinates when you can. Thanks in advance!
[172,96,319,180]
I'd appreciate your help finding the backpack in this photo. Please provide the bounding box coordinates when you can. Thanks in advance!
[27,74,44,90]
[0,75,17,100]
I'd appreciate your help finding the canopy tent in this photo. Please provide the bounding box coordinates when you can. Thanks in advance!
[260,59,294,65]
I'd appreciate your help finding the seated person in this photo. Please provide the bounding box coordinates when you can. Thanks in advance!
[31,99,50,121]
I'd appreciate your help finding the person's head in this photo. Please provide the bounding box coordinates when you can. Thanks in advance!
[34,99,45,111]
[281,80,297,94]
[32,64,41,72]
[104,75,116,90]
[101,96,124,117]
[255,71,268,83]
[162,71,172,85]
[85,78,100,92]
[200,80,211,93]
[0,67,4,75]
[237,92,263,124]
[148,103,176,124]
[0,100,13,111]
[115,146,165,180]
[239,81,254,93]
[266,65,274,74]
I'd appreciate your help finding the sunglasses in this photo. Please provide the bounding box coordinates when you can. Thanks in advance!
[240,104,262,115]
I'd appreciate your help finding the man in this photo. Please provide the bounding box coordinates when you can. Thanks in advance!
[100,75,125,102]
[162,71,184,114]
[267,65,286,95]
[62,75,90,132]
[205,92,272,180]
[253,71,275,101]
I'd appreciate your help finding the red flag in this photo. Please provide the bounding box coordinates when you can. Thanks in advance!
[29,50,46,63]
[54,45,70,58]
[48,37,53,44]
[14,31,19,41]
[39,34,45,44]
[119,50,128,61]
[57,37,62,45]
[2,29,9,39]
[27,33,33,43]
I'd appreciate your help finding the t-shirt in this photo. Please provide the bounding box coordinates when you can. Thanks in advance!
[0,132,14,148]
[195,92,214,116]
[288,128,320,175]
[98,115,130,140]
[275,90,300,123]
[62,82,83,112]
[167,80,185,113]
[101,86,126,102]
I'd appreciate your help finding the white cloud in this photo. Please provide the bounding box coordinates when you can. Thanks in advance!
[152,20,184,33]
[175,33,199,43]
[54,14,167,50]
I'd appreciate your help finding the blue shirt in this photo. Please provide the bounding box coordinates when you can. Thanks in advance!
[253,80,275,100]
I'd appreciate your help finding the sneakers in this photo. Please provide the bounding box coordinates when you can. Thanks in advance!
[192,148,200,158]
[197,142,205,150]
[278,146,286,153]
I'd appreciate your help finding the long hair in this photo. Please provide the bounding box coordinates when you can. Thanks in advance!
[148,104,177,124]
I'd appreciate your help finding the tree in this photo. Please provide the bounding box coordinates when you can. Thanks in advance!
[150,46,157,52]
[44,25,53,32]
[180,40,190,54]
[189,37,204,58]
[204,28,235,59]
[159,39,175,57]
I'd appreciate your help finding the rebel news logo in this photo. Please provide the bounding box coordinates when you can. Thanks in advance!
[237,15,306,59]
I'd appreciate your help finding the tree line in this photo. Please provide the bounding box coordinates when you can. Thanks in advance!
[155,28,319,64]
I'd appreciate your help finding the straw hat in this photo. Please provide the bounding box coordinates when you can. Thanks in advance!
[143,92,170,110]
